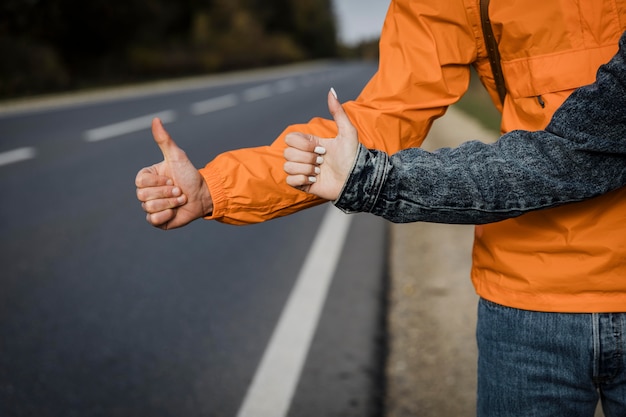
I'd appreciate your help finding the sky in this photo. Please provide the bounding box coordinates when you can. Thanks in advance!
[333,0,391,45]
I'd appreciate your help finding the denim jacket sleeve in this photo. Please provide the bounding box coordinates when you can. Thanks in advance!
[334,31,626,225]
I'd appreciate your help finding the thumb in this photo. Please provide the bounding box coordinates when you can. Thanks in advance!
[327,88,357,139]
[152,117,186,161]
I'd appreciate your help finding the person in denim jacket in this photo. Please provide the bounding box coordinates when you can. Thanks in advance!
[284,32,626,225]
[284,31,626,417]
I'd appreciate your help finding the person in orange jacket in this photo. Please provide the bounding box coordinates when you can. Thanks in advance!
[136,1,626,415]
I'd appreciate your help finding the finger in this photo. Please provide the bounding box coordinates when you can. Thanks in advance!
[135,169,173,188]
[136,184,182,203]
[284,132,327,155]
[284,146,325,165]
[152,118,186,162]
[142,195,187,213]
[146,209,175,227]
[286,174,316,188]
[283,161,321,176]
[327,88,357,138]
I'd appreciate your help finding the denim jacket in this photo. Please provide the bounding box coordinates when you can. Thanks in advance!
[335,32,626,225]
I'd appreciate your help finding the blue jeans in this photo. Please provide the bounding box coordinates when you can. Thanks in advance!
[477,298,626,417]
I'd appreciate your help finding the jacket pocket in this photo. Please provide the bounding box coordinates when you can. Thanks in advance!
[501,45,618,99]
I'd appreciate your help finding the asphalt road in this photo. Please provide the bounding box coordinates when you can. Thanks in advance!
[0,61,388,417]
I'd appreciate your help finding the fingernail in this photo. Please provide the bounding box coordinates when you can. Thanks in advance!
[166,179,173,186]
[330,87,338,100]
[177,196,186,204]
[315,166,321,174]
[308,176,317,183]
[314,146,326,155]
[172,187,181,196]
[316,156,324,164]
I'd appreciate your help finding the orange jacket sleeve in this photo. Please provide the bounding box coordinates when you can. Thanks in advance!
[199,0,476,225]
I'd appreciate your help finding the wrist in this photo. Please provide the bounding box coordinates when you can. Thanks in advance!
[199,182,213,217]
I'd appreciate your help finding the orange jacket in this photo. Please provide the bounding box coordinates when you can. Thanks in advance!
[199,0,626,313]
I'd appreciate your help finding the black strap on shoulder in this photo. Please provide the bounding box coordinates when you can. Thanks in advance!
[480,0,507,105]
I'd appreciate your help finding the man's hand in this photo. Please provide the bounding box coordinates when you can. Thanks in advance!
[135,118,212,229]
[283,88,359,201]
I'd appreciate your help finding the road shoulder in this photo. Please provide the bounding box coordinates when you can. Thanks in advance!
[385,108,497,416]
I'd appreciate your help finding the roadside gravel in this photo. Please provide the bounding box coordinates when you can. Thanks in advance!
[384,108,497,416]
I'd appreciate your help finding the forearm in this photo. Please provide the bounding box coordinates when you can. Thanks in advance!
[335,134,626,224]
[199,120,332,225]
[199,0,475,225]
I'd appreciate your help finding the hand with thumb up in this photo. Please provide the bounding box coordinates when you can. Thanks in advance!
[135,118,213,230]
[283,88,359,201]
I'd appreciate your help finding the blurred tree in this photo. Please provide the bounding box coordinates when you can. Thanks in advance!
[289,0,337,58]
[0,0,338,98]
[246,0,337,58]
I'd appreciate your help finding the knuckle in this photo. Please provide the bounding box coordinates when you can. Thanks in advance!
[286,174,303,187]
[150,211,168,228]
[285,133,297,145]
[136,188,147,201]
[146,199,166,213]
[143,200,155,213]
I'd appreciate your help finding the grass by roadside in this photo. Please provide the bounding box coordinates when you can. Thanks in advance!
[453,69,502,134]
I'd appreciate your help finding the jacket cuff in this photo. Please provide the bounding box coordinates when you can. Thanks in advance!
[334,144,391,214]
[198,165,227,221]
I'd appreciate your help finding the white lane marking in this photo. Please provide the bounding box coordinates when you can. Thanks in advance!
[243,84,273,102]
[274,79,297,94]
[236,206,353,417]
[83,110,177,142]
[81,77,307,143]
[190,94,238,115]
[0,62,335,117]
[0,147,37,167]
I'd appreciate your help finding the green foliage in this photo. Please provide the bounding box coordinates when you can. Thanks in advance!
[338,37,380,61]
[0,0,339,98]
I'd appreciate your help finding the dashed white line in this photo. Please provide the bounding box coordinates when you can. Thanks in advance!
[243,84,274,102]
[235,206,353,417]
[0,147,37,167]
[83,110,177,142]
[190,94,238,115]
[274,79,297,94]
[82,76,318,141]
[7,73,333,166]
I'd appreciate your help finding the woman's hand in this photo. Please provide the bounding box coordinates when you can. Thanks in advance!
[283,88,359,201]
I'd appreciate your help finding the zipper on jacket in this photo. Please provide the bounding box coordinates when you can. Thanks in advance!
[537,95,546,108]
[480,0,507,105]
